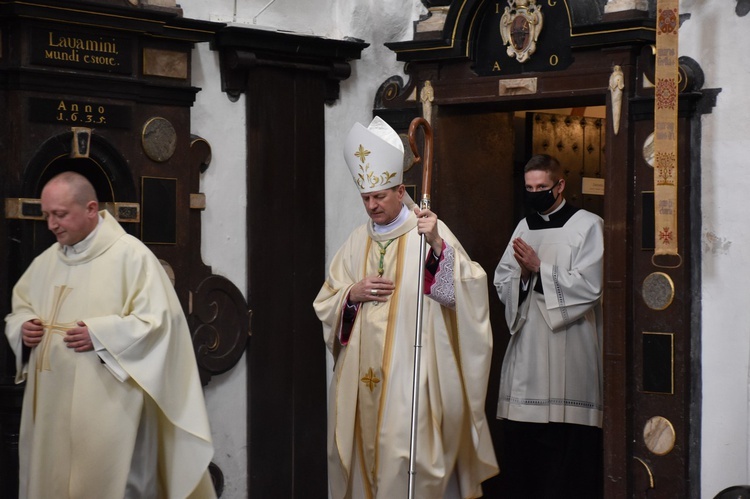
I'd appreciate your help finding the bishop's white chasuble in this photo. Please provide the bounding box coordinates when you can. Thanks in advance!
[315,209,498,499]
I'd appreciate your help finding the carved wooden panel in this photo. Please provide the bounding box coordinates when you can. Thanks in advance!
[191,275,250,386]
[0,2,241,495]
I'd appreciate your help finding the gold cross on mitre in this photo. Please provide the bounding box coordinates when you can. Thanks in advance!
[354,144,370,163]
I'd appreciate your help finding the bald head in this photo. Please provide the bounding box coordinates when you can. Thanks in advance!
[44,171,98,205]
[41,172,100,246]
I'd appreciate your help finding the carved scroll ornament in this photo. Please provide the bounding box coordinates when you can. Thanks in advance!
[190,274,250,385]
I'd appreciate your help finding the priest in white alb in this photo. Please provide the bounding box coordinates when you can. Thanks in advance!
[314,117,498,498]
[5,171,216,499]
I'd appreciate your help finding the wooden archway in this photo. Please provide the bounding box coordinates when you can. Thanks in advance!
[377,1,719,497]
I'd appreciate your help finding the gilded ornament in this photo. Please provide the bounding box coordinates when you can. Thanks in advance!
[499,0,544,64]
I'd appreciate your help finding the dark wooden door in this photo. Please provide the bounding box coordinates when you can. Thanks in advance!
[421,106,610,496]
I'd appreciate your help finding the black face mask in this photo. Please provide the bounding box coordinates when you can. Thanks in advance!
[524,181,560,213]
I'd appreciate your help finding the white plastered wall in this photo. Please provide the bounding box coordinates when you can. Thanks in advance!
[678,0,750,496]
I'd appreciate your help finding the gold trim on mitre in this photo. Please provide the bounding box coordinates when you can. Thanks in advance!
[344,116,404,193]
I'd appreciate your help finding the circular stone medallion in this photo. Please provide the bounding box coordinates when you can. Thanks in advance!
[142,117,177,162]
[643,416,676,456]
[642,272,675,311]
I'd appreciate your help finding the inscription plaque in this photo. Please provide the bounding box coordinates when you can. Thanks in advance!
[31,27,133,74]
[29,98,132,129]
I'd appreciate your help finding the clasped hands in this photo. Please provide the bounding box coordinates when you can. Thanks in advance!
[22,319,94,352]
[512,237,541,281]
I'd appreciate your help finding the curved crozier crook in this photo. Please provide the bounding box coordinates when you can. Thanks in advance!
[407,117,433,209]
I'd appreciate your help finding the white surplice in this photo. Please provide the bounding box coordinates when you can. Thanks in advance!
[494,203,604,428]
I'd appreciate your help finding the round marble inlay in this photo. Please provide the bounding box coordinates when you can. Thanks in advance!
[643,416,676,456]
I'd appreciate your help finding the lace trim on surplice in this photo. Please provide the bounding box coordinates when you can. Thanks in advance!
[429,245,455,309]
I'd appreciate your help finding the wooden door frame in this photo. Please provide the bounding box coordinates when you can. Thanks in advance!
[378,2,719,497]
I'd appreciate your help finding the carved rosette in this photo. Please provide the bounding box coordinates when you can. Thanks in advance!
[190,274,250,385]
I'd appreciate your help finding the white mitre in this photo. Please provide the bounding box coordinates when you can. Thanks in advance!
[343,116,404,194]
